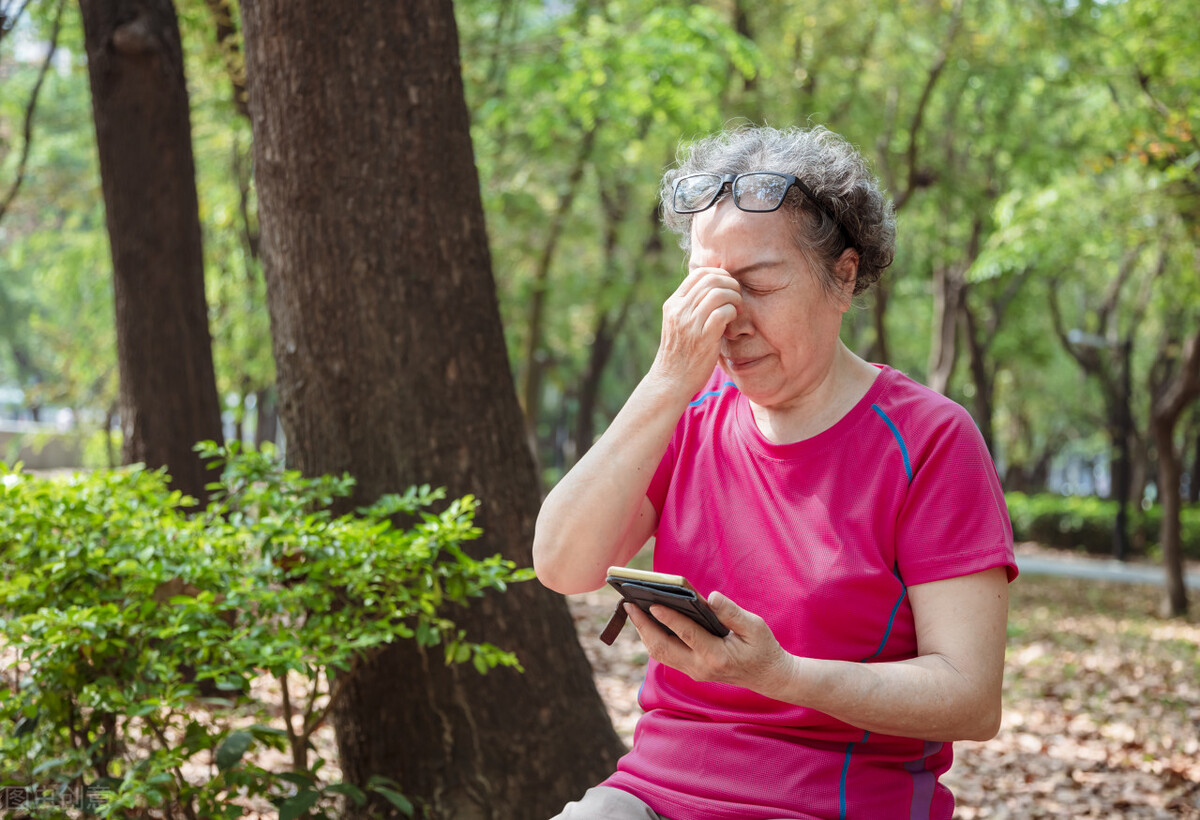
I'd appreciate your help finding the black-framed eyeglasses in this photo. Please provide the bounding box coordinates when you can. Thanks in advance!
[672,171,854,248]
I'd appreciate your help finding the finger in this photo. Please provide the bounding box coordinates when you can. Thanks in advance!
[691,277,740,319]
[706,591,753,636]
[624,603,682,660]
[700,302,739,339]
[624,602,669,641]
[675,268,738,305]
[647,604,707,648]
[669,267,714,304]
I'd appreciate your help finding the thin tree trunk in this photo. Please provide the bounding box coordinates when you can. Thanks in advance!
[1149,329,1200,617]
[1153,419,1188,617]
[927,215,983,395]
[574,192,655,461]
[79,0,223,503]
[253,387,277,448]
[1189,415,1200,504]
[926,264,963,394]
[961,300,997,455]
[201,0,249,119]
[519,126,597,476]
[240,2,625,817]
[870,280,891,365]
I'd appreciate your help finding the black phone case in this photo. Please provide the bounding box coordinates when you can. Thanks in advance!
[600,577,730,644]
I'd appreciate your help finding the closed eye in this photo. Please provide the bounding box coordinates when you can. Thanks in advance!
[740,281,784,296]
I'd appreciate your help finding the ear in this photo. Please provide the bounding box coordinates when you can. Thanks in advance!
[832,248,859,308]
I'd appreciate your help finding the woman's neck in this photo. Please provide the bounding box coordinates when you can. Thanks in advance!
[748,344,880,445]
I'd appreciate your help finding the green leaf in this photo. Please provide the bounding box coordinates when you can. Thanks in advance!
[215,730,254,771]
[277,771,315,788]
[372,786,414,816]
[325,781,367,806]
[32,757,68,775]
[278,789,321,820]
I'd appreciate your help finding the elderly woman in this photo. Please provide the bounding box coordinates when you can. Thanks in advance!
[533,125,1017,820]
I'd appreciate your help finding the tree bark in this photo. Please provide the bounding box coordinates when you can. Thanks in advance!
[925,263,963,395]
[1046,284,1138,560]
[961,300,997,455]
[1149,329,1200,617]
[201,0,249,119]
[240,2,625,817]
[253,386,276,448]
[1190,414,1200,504]
[1152,418,1187,617]
[79,0,224,503]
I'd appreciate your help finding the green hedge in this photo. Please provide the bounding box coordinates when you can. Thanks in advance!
[1005,492,1200,561]
[0,443,531,818]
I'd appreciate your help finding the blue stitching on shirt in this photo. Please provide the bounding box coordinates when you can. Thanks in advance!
[688,381,737,407]
[845,567,906,811]
[871,404,912,483]
[862,564,908,662]
[839,730,871,820]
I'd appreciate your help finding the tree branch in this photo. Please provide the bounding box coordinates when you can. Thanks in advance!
[0,0,66,226]
[1135,64,1200,155]
[1153,328,1200,422]
[1046,282,1102,376]
[202,0,249,119]
[893,0,964,211]
[983,267,1033,350]
[0,0,32,47]
[1097,245,1143,335]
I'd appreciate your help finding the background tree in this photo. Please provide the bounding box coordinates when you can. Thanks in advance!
[239,0,624,816]
[463,0,759,483]
[77,0,222,499]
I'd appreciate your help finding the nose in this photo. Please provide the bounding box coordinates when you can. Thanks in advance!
[722,306,751,339]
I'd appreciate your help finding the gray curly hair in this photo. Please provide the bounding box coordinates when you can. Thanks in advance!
[660,125,896,296]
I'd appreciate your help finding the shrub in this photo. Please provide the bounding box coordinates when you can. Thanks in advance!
[0,442,531,818]
[1005,492,1200,561]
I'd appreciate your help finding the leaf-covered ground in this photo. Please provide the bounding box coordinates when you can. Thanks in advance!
[567,546,1200,819]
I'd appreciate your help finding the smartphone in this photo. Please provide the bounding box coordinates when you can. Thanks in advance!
[601,565,730,644]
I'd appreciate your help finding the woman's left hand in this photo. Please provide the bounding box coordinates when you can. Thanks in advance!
[624,591,796,694]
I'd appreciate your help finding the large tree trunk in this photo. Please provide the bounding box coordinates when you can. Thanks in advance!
[240,2,625,817]
[79,0,224,502]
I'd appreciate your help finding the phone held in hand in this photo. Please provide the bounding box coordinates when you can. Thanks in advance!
[600,565,730,645]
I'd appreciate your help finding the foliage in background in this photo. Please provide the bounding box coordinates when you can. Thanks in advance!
[1007,492,1200,561]
[0,444,530,818]
[0,0,272,441]
[0,3,114,424]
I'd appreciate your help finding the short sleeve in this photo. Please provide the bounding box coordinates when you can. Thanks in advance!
[895,405,1017,586]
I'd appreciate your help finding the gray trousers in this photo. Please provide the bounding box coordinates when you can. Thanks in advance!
[550,786,672,820]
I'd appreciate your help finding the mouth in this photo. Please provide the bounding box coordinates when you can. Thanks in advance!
[723,354,767,372]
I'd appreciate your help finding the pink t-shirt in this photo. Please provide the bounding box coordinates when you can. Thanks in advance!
[604,365,1017,820]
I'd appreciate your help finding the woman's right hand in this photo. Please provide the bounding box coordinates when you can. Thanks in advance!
[651,267,742,397]
[533,268,741,594]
